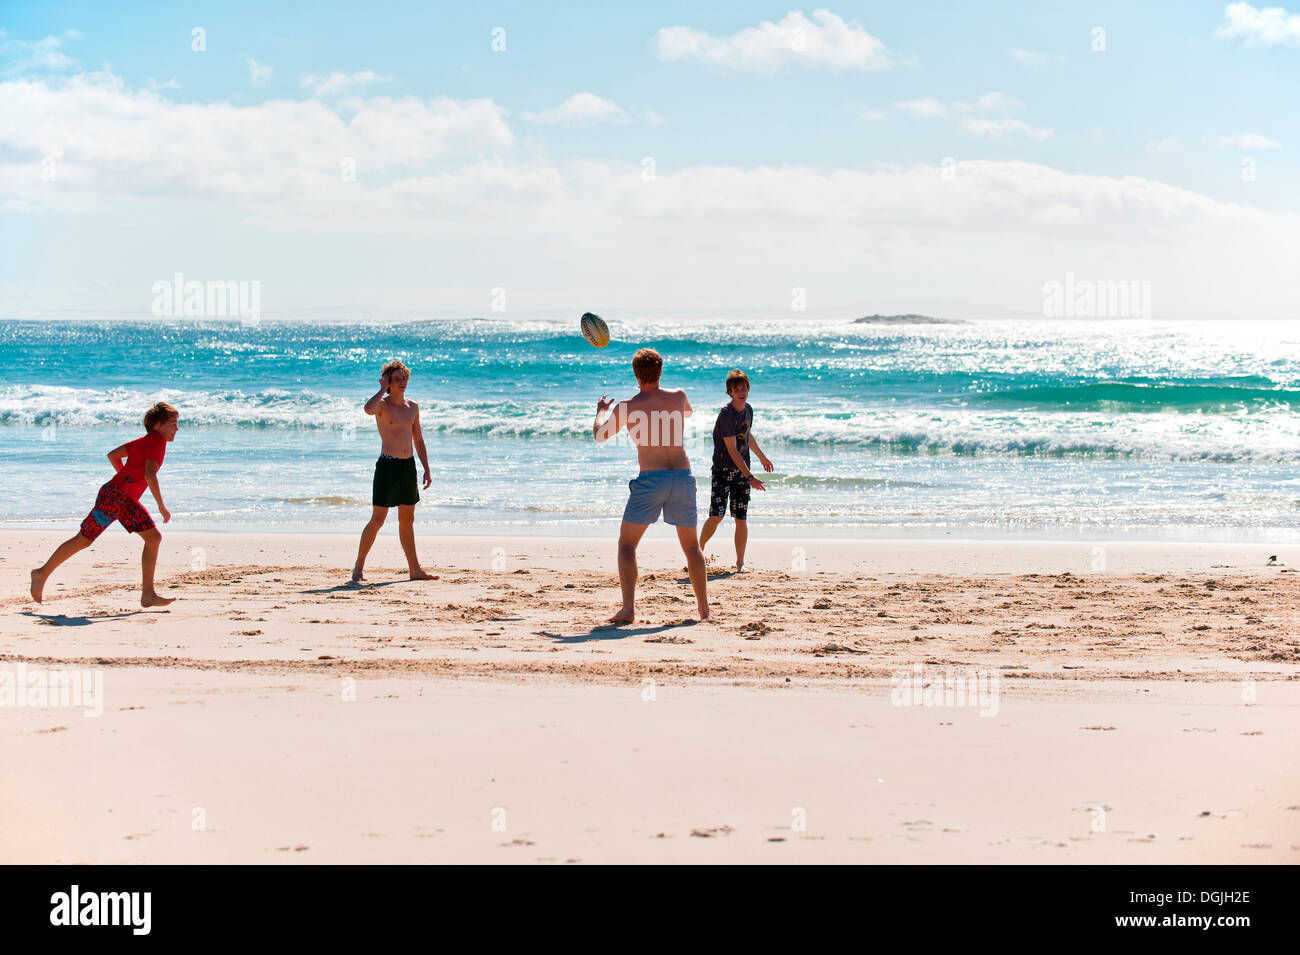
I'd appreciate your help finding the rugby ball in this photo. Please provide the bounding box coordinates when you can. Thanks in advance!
[580,312,611,349]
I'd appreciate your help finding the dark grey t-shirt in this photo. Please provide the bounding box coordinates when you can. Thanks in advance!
[712,403,753,472]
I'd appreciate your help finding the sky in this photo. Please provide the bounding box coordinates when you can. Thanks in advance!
[1,1,1298,320]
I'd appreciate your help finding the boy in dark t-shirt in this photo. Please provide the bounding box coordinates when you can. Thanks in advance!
[699,369,773,572]
[30,401,179,607]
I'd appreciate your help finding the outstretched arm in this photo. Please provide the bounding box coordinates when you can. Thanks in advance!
[144,459,171,523]
[749,434,774,471]
[413,404,432,489]
[724,436,765,490]
[593,397,627,443]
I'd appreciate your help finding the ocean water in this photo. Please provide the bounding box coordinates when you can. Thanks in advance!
[1,317,1298,541]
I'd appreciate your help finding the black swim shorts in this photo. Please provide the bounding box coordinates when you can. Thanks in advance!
[373,454,420,508]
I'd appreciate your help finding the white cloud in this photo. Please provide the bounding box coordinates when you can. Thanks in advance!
[642,109,663,126]
[2,71,1296,318]
[1216,2,1300,46]
[963,92,1023,113]
[895,96,948,117]
[147,77,181,92]
[241,55,273,86]
[960,116,1053,140]
[0,71,513,208]
[859,109,885,122]
[897,91,1052,139]
[655,9,891,72]
[299,70,389,97]
[522,92,627,125]
[0,83,1251,234]
[0,30,80,75]
[1219,133,1281,149]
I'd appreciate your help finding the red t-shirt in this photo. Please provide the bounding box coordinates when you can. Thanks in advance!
[110,431,167,501]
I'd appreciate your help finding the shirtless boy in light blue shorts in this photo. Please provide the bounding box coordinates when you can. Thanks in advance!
[593,348,709,624]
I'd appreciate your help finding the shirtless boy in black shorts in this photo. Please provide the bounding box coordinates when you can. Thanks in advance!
[351,360,436,583]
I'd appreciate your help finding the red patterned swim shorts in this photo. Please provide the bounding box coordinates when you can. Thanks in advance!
[79,480,156,542]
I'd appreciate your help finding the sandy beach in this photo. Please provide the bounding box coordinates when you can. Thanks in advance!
[2,528,1297,863]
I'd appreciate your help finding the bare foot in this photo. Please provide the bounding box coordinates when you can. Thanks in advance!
[351,567,366,582]
[141,592,175,608]
[409,569,439,581]
[698,605,711,621]
[607,607,635,624]
[735,563,749,573]
[30,568,47,603]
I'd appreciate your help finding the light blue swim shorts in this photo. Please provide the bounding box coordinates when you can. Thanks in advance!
[622,468,698,527]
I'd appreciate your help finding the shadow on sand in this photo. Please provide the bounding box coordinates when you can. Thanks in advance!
[537,620,699,644]
[21,610,153,626]
[300,578,441,595]
[675,571,735,585]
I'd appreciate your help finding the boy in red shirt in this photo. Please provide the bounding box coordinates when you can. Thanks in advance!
[30,402,179,607]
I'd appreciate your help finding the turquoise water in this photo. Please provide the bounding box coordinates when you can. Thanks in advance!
[1,317,1298,540]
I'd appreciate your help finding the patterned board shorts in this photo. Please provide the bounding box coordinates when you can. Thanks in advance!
[79,480,156,542]
[708,468,751,520]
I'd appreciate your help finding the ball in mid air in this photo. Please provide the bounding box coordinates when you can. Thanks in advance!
[580,312,610,348]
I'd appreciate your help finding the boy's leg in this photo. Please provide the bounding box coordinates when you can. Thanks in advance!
[665,471,708,620]
[610,520,649,623]
[698,515,724,551]
[396,504,435,581]
[731,473,752,572]
[30,534,93,603]
[675,524,710,620]
[138,528,175,607]
[116,495,170,606]
[34,483,120,602]
[353,506,388,581]
[701,470,729,551]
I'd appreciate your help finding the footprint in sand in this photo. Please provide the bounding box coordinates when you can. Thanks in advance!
[690,825,735,838]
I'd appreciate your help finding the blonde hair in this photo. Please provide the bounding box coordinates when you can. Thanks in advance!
[632,348,663,384]
[381,360,410,380]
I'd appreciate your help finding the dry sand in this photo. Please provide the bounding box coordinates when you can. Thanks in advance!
[2,528,1297,863]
